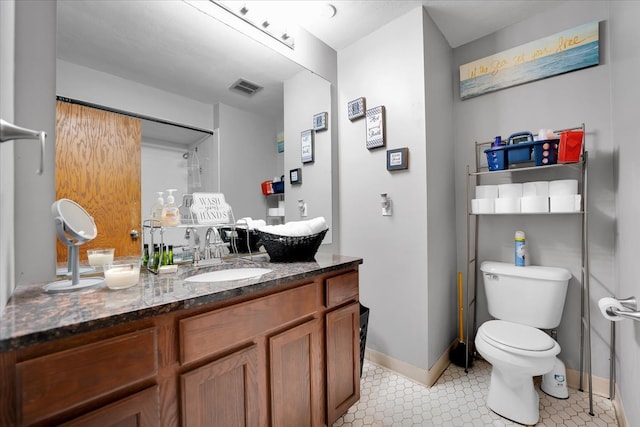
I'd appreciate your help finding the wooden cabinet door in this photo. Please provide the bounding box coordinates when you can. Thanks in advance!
[326,302,360,424]
[60,386,159,427]
[181,345,259,427]
[55,101,141,261]
[270,318,323,427]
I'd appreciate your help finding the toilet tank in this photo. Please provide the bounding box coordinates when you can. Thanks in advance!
[481,261,571,329]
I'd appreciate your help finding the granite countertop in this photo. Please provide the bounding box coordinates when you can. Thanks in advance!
[0,253,362,352]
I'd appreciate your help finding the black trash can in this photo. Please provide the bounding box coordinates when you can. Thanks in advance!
[359,303,370,378]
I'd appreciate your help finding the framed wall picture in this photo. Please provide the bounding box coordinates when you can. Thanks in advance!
[313,112,328,131]
[347,97,366,121]
[290,168,302,184]
[301,129,314,163]
[366,105,386,149]
[387,147,409,170]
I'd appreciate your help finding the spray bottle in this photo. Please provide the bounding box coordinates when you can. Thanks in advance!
[515,230,526,266]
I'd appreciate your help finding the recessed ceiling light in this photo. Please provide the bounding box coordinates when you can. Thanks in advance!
[325,3,337,18]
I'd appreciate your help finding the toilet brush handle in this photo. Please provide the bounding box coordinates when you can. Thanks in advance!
[458,272,464,341]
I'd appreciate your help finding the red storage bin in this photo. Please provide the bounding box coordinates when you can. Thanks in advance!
[558,130,584,163]
[261,180,274,195]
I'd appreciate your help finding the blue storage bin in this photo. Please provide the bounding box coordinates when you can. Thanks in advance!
[532,139,559,166]
[484,146,508,171]
[272,181,284,194]
[506,131,534,163]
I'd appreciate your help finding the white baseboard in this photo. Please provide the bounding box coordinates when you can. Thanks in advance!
[613,383,628,427]
[363,340,457,387]
[565,368,610,398]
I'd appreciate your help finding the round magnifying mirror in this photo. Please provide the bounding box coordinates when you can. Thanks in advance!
[52,198,97,242]
[45,199,104,292]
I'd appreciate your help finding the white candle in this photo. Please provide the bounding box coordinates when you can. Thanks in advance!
[88,252,114,266]
[104,266,139,289]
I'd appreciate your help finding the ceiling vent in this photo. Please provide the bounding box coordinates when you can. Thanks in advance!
[229,79,263,97]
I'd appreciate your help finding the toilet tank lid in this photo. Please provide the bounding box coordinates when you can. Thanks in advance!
[481,261,571,281]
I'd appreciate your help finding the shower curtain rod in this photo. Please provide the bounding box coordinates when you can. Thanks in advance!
[56,96,214,135]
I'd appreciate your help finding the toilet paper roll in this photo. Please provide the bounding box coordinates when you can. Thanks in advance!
[472,198,494,214]
[549,179,578,196]
[523,181,549,198]
[520,196,549,213]
[498,183,523,199]
[598,297,625,321]
[476,185,498,199]
[494,198,520,213]
[550,195,581,212]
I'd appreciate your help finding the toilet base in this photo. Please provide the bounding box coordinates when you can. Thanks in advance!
[488,366,539,425]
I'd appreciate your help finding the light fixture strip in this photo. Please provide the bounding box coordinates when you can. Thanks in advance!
[209,1,295,49]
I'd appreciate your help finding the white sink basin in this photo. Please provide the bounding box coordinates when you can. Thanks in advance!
[184,268,272,283]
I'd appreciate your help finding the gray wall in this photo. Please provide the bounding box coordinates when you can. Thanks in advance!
[423,8,456,367]
[0,0,16,311]
[338,7,455,371]
[14,0,57,286]
[610,2,640,425]
[452,1,613,379]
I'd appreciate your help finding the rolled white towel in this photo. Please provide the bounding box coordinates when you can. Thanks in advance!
[258,217,327,237]
[307,217,328,234]
[237,217,267,230]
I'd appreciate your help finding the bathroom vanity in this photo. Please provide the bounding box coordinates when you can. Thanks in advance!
[0,254,362,426]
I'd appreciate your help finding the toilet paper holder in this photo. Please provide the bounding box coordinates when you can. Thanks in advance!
[606,296,640,322]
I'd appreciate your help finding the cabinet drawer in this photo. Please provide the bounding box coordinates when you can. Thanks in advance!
[180,282,319,365]
[60,386,160,427]
[325,271,358,308]
[17,328,158,426]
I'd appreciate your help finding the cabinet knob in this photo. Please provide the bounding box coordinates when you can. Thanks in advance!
[130,229,139,239]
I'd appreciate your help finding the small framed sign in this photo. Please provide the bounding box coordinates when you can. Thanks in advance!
[387,147,409,171]
[290,168,302,184]
[313,112,328,131]
[190,193,231,224]
[301,129,314,163]
[366,105,386,149]
[347,97,366,121]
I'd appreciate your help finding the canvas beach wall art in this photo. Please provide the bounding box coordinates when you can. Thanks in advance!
[460,21,599,100]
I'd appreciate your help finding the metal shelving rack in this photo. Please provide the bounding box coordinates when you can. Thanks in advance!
[464,124,594,415]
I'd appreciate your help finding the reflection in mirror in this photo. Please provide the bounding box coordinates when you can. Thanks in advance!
[55,0,333,260]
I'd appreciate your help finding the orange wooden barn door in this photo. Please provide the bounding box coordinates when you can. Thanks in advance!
[55,101,141,262]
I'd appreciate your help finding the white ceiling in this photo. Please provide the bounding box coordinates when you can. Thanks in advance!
[298,1,562,50]
[56,0,561,144]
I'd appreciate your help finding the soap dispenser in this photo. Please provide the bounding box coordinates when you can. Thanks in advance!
[162,189,181,227]
[150,191,164,226]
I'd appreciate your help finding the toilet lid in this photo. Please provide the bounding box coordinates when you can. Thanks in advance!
[481,320,556,352]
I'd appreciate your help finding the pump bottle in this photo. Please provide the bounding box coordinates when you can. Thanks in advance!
[162,189,181,227]
[150,192,164,226]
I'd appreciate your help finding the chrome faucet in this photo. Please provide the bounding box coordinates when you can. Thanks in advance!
[183,227,201,261]
[204,227,220,259]
[204,227,231,260]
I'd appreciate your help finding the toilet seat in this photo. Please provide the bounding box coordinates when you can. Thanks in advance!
[479,320,558,356]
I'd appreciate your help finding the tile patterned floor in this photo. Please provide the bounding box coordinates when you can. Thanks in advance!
[333,359,617,427]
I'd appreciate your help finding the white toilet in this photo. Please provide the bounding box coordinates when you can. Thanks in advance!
[475,261,571,425]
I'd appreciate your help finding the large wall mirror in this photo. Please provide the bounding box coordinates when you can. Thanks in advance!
[55,0,333,260]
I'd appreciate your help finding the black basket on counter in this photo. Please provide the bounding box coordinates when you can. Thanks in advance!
[219,226,262,253]
[256,229,328,262]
